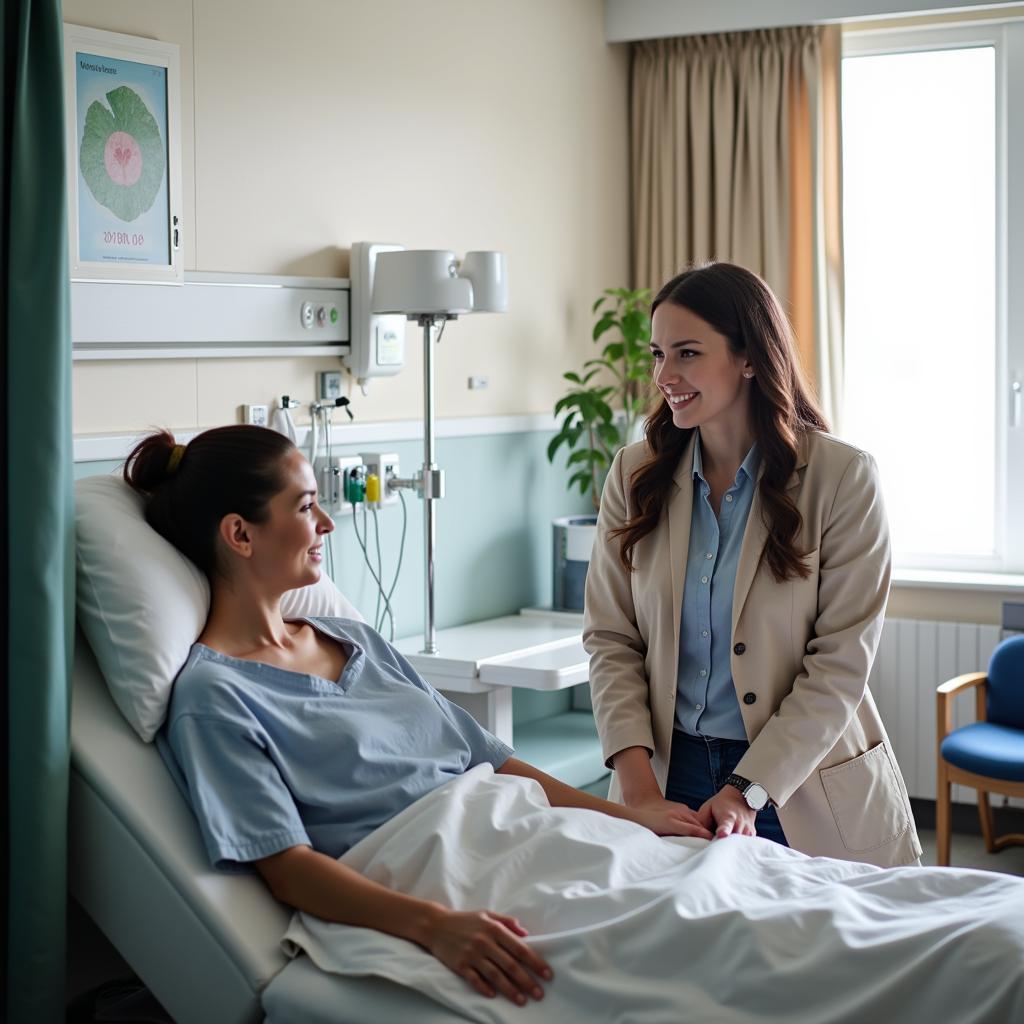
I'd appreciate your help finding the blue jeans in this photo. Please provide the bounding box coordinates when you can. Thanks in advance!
[665,730,788,847]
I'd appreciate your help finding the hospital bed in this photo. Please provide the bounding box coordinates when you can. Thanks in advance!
[69,472,469,1023]
[69,475,1024,1024]
[69,629,470,1024]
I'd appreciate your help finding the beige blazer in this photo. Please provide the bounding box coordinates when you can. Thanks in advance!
[583,430,921,868]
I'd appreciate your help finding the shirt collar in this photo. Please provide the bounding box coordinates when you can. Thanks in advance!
[692,430,760,486]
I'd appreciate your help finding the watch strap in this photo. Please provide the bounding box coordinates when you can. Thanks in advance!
[724,773,770,810]
[724,773,751,794]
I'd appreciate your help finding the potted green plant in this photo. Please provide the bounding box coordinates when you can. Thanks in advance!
[548,287,652,611]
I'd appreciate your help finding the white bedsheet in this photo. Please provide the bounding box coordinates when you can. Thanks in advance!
[283,765,1024,1023]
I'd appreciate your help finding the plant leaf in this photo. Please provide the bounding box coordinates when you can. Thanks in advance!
[569,471,591,494]
[554,394,584,416]
[547,433,568,462]
[566,449,599,466]
[620,309,649,345]
[592,312,616,342]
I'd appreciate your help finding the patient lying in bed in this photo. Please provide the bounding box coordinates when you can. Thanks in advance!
[127,424,714,1010]
[125,424,1024,1024]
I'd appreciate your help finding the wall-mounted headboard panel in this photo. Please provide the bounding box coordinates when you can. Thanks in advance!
[71,271,350,360]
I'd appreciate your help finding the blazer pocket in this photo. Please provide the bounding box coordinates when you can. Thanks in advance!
[819,743,910,852]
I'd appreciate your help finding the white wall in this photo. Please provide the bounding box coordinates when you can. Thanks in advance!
[63,0,630,435]
[605,0,1022,41]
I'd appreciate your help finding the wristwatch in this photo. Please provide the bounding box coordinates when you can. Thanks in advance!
[724,773,771,811]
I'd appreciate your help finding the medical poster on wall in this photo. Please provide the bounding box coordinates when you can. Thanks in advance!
[63,25,183,284]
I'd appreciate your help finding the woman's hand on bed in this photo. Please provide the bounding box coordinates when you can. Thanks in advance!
[627,796,714,840]
[700,787,757,839]
[424,908,552,1005]
[495,756,712,840]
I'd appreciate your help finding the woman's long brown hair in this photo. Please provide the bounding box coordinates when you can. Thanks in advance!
[611,263,829,582]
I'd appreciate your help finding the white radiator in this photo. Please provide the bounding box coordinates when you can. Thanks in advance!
[868,618,1015,806]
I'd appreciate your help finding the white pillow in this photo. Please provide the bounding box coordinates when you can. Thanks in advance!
[75,473,364,742]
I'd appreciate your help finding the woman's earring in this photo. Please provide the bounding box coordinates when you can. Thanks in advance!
[743,372,754,380]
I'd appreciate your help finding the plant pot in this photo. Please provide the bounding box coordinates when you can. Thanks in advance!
[552,515,598,612]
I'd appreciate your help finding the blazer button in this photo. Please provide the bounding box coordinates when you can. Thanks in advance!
[733,642,746,655]
[743,692,757,705]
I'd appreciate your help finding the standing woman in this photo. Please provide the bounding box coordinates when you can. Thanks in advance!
[583,263,921,867]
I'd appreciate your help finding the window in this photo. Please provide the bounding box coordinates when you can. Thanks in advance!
[841,23,1024,574]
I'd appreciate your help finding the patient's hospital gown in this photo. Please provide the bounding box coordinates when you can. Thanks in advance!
[157,617,512,869]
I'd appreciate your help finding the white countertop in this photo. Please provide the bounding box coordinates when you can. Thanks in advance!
[395,609,588,693]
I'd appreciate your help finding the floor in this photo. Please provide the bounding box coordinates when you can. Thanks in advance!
[66,812,1024,1017]
[66,898,134,1004]
[918,825,1024,872]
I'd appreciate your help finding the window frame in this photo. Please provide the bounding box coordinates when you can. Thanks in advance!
[842,20,1024,575]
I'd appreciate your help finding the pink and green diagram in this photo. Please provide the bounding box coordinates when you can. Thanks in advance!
[79,85,165,223]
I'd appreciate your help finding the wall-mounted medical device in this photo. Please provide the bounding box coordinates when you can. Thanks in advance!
[346,242,407,388]
[70,272,349,360]
[69,242,411,368]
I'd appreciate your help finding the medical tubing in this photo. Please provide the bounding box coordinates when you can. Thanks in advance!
[372,506,383,631]
[352,503,390,633]
[325,407,333,475]
[381,491,409,641]
[349,478,401,640]
[370,506,398,640]
[324,530,335,580]
[371,506,396,639]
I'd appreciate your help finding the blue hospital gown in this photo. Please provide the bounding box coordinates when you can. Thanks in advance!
[158,617,513,869]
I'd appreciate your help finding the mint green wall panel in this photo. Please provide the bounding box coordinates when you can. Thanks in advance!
[74,430,591,641]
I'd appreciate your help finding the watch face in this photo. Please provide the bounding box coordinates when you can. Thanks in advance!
[745,783,769,811]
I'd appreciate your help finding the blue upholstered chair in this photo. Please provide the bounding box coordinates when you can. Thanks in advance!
[936,634,1024,866]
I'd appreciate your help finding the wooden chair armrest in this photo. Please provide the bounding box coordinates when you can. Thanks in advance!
[936,672,988,744]
[937,671,987,696]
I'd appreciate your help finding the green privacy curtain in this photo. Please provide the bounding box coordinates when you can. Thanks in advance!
[1,0,75,1021]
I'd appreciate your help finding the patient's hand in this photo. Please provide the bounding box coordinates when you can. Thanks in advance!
[425,908,552,1006]
[627,796,714,840]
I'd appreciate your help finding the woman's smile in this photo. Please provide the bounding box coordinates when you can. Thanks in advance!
[662,389,699,407]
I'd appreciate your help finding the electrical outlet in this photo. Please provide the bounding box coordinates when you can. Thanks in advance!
[317,371,343,400]
[360,451,400,507]
[241,404,269,426]
[315,455,362,515]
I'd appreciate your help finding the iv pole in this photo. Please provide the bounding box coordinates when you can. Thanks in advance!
[368,247,506,656]
[388,311,450,654]
[415,313,448,655]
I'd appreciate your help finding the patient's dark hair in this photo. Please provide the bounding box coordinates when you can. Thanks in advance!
[123,426,296,578]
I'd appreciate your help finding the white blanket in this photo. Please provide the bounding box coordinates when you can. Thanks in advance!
[283,766,1024,1023]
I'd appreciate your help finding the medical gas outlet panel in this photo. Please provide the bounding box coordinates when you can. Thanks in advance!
[315,453,400,516]
[71,271,350,360]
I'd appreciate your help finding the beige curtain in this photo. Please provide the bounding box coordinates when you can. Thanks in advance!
[631,26,844,424]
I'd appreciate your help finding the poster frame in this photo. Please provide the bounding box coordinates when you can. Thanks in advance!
[63,24,183,284]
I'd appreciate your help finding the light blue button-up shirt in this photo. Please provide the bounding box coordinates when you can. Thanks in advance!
[675,434,760,740]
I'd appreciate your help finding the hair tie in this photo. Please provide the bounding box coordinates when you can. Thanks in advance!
[166,444,186,476]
